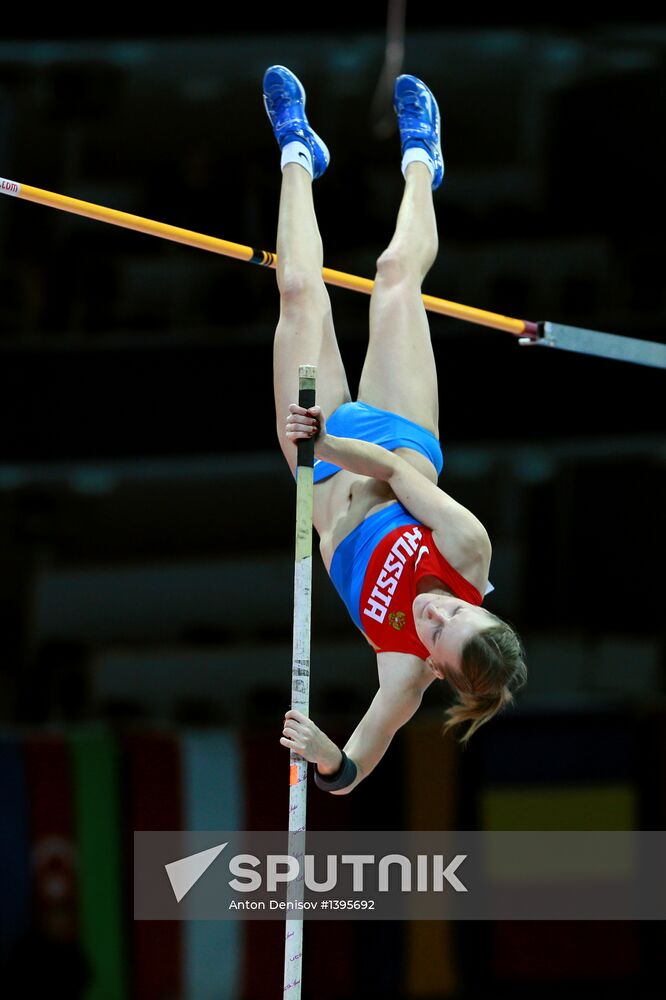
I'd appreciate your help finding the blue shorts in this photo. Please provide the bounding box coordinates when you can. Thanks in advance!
[329,501,418,631]
[313,401,443,484]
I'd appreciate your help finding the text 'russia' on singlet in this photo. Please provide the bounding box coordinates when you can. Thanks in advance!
[359,522,483,658]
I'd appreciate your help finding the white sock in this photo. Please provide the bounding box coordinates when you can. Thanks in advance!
[401,146,435,181]
[281,140,313,178]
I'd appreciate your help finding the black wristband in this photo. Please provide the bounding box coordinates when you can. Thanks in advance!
[313,750,357,792]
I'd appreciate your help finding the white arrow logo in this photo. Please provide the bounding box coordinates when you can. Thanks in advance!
[165,842,228,902]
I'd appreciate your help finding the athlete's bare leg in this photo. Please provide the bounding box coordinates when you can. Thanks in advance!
[273,163,351,474]
[357,161,439,446]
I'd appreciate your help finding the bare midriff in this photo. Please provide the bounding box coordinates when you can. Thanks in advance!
[315,447,439,573]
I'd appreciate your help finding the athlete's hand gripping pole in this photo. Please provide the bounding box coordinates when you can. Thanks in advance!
[283,364,316,1000]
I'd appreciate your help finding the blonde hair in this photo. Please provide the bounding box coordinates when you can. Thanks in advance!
[441,618,527,744]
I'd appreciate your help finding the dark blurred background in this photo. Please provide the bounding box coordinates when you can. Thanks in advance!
[0,12,665,1000]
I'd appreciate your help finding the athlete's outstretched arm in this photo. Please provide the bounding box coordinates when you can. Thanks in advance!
[281,675,426,794]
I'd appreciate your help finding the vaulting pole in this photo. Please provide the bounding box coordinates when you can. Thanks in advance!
[283,364,316,999]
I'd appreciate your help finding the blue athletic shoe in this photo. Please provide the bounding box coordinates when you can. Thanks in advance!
[393,74,444,190]
[263,65,330,179]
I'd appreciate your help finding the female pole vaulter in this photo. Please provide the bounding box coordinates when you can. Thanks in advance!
[265,65,527,794]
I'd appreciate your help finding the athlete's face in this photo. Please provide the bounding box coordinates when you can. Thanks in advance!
[412,593,497,681]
